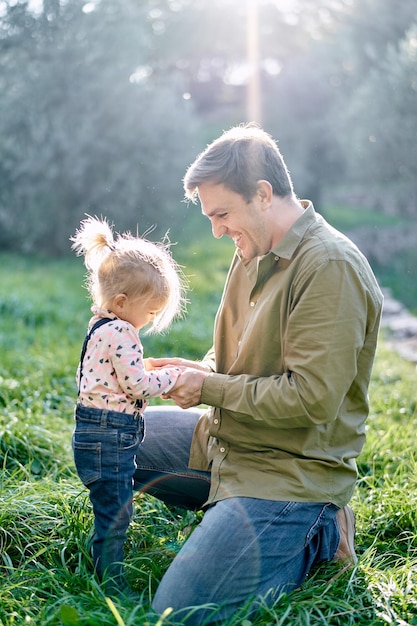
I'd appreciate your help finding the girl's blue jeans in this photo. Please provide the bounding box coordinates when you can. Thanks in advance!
[73,403,144,585]
[134,407,341,625]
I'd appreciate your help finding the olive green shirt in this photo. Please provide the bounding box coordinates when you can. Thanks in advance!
[189,202,383,508]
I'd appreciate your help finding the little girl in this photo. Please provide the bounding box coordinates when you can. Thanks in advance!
[71,215,186,598]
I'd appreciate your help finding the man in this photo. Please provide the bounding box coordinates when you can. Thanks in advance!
[134,124,383,624]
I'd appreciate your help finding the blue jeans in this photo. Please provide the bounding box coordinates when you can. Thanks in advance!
[134,407,341,625]
[72,404,145,585]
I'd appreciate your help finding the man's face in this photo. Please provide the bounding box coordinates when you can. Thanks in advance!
[197,182,271,260]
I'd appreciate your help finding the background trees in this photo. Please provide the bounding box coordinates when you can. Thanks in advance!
[0,0,199,253]
[0,0,416,255]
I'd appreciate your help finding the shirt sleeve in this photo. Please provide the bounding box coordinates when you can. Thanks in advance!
[201,346,216,372]
[201,258,379,428]
[108,323,180,400]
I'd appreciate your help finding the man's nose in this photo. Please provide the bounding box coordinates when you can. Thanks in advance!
[212,222,226,239]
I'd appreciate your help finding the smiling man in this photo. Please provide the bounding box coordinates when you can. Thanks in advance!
[134,124,383,625]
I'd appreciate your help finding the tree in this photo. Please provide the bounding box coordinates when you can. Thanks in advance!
[0,0,199,254]
[343,23,417,215]
[1,0,416,255]
[261,0,417,212]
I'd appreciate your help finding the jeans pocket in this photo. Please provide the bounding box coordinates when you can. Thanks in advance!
[72,434,101,486]
[120,431,141,450]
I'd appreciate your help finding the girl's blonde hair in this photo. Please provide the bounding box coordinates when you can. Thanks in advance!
[71,215,187,333]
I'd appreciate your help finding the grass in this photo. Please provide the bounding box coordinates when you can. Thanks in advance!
[1,244,417,625]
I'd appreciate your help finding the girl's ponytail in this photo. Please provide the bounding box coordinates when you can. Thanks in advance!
[70,215,115,271]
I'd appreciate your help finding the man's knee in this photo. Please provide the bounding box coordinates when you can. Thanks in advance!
[134,469,210,510]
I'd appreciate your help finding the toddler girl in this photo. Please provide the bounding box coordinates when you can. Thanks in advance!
[71,215,186,598]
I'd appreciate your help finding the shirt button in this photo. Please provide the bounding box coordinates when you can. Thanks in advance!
[275,256,279,261]
[250,301,255,307]
[220,447,226,453]
[213,418,219,424]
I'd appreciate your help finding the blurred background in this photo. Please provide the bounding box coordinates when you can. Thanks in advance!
[0,0,416,304]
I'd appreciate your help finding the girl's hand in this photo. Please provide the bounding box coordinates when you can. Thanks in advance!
[143,358,152,371]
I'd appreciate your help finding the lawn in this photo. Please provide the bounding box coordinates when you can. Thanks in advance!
[0,246,416,626]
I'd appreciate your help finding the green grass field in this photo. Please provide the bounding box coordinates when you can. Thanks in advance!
[0,245,416,626]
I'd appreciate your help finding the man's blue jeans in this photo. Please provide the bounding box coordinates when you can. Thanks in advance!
[134,407,341,625]
[73,404,144,585]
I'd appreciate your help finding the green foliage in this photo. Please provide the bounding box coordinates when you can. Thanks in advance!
[264,0,417,216]
[0,250,417,625]
[339,20,417,215]
[0,0,200,254]
[1,0,417,258]
[323,204,404,232]
[373,245,417,314]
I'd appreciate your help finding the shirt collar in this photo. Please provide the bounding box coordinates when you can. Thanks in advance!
[269,200,315,260]
[238,201,316,283]
[90,305,119,322]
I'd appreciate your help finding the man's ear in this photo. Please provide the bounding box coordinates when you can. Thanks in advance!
[257,180,273,208]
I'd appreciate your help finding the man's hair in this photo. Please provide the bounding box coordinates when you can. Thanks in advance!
[183,124,294,202]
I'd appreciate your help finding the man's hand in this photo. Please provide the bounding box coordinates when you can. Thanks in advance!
[162,367,210,409]
[148,357,212,373]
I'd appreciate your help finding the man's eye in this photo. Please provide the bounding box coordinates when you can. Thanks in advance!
[218,213,228,219]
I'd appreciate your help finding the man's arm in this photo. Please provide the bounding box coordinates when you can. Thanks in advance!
[201,259,380,428]
[161,367,210,408]
[147,357,212,408]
